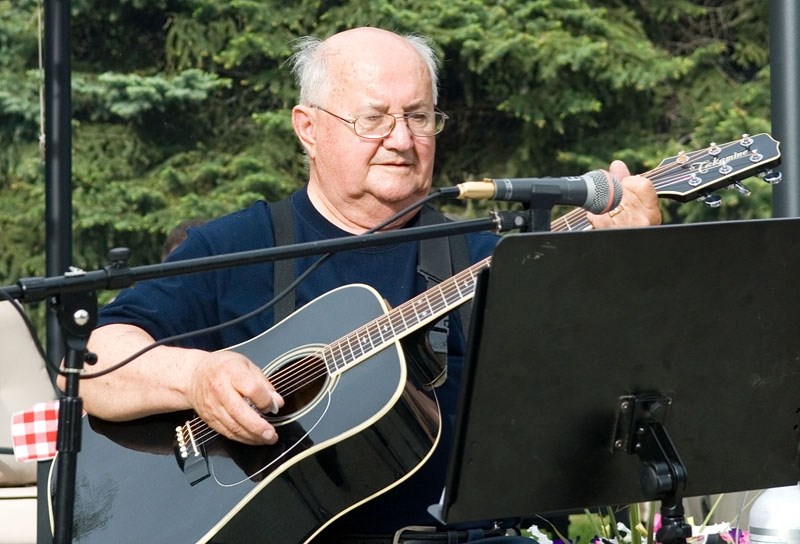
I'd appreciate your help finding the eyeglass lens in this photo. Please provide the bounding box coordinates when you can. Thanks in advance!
[355,112,445,138]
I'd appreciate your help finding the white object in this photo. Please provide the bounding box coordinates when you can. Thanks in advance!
[748,483,800,544]
[0,300,57,544]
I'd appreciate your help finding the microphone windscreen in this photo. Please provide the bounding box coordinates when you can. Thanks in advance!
[586,170,623,214]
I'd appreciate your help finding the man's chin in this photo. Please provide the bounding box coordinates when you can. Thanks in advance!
[370,177,429,199]
[375,189,429,209]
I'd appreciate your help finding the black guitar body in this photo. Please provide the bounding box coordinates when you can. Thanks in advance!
[49,284,441,543]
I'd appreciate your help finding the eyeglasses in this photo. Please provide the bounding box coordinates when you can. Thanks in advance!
[313,106,448,138]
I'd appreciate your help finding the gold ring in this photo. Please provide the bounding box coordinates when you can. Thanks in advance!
[609,205,625,217]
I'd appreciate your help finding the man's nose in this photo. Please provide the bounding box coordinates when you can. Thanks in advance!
[382,117,414,149]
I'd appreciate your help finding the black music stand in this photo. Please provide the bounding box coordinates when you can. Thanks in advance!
[432,217,800,542]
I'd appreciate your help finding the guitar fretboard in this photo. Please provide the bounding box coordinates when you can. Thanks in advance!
[322,256,492,374]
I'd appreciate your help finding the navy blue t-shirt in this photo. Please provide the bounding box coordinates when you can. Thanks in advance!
[98,186,499,533]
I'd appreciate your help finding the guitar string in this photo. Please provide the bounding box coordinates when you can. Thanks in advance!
[183,261,489,446]
[181,138,766,446]
[183,259,488,445]
[253,259,485,396]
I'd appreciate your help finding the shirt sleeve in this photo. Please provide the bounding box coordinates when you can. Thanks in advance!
[96,201,277,351]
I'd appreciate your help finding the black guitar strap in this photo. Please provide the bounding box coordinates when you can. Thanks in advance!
[417,204,472,343]
[270,197,296,323]
[269,198,471,339]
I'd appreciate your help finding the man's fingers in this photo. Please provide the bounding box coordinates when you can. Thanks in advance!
[189,352,283,445]
[609,159,631,180]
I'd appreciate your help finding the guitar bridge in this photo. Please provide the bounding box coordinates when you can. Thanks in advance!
[175,422,210,485]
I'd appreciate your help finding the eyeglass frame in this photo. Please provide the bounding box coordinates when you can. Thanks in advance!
[311,106,449,139]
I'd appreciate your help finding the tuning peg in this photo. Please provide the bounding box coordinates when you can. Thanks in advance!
[732,182,751,196]
[708,142,721,156]
[760,170,782,185]
[698,194,722,208]
[740,133,754,147]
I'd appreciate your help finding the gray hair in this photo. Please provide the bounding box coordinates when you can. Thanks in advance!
[288,32,440,107]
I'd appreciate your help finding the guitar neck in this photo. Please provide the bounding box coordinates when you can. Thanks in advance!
[551,133,781,231]
[324,256,492,375]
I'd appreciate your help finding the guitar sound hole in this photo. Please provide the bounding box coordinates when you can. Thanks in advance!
[269,355,329,420]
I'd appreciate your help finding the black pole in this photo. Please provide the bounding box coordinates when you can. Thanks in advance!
[43,0,72,542]
[44,0,71,367]
[770,0,800,218]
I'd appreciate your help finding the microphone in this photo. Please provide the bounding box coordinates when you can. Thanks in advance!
[453,170,623,214]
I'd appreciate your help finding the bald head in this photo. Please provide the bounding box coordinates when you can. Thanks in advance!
[290,27,440,108]
[289,27,442,233]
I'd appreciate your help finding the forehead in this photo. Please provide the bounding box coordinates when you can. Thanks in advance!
[325,38,433,109]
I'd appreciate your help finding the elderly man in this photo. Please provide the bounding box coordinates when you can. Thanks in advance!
[67,27,660,543]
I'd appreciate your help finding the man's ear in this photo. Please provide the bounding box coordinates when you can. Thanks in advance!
[292,105,317,159]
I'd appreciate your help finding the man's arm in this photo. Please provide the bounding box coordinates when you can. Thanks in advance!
[59,323,283,445]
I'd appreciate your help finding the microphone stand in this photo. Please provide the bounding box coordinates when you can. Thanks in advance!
[1,212,520,543]
[52,288,95,544]
[527,206,554,232]
[524,193,562,232]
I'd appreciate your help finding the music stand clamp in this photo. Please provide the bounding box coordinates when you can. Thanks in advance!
[613,394,692,544]
[523,192,560,232]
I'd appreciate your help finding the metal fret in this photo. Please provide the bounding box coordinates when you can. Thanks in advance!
[343,331,361,361]
[358,323,376,351]
[321,345,339,373]
[377,314,394,341]
[333,339,349,368]
[413,296,434,321]
[427,285,448,313]
[454,274,472,298]
[395,305,411,332]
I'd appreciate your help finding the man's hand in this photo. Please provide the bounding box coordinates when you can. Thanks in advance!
[80,323,285,447]
[589,160,661,228]
[188,351,285,446]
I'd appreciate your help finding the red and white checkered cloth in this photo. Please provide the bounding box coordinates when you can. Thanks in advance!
[10,400,60,462]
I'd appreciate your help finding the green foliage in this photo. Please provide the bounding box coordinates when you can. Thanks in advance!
[0,1,39,71]
[0,70,41,143]
[73,69,231,120]
[0,0,776,340]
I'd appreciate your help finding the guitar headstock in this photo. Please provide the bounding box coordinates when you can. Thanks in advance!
[651,133,781,204]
